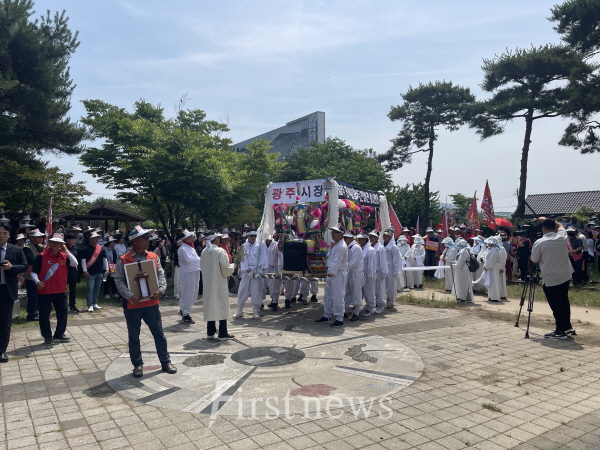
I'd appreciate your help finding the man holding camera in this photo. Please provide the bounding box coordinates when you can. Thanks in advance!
[531,218,575,340]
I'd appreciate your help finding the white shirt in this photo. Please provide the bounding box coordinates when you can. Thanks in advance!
[0,243,6,285]
[240,241,269,272]
[531,229,573,287]
[327,240,348,275]
[384,239,401,274]
[267,241,283,269]
[178,243,201,273]
[361,243,375,278]
[371,241,388,274]
[347,241,364,273]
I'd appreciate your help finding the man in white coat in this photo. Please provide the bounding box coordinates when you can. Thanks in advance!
[178,231,201,324]
[315,226,348,327]
[483,238,502,302]
[440,237,457,292]
[368,231,388,314]
[358,233,376,317]
[396,235,414,290]
[343,232,364,321]
[266,235,283,312]
[472,235,487,292]
[200,233,235,340]
[382,229,401,309]
[453,238,474,303]
[410,235,426,288]
[234,230,269,319]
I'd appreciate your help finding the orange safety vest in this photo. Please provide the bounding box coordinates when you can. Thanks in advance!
[120,251,160,309]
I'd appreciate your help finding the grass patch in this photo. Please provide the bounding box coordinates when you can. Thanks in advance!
[397,291,457,309]
[482,403,502,413]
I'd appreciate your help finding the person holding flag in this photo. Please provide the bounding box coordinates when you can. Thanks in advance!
[81,232,108,313]
[30,234,78,345]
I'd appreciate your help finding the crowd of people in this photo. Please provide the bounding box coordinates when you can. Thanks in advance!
[1,212,598,374]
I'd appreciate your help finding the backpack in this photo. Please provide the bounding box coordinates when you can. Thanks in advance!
[465,250,480,273]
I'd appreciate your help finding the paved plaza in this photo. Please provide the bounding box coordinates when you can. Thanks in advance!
[2,288,600,450]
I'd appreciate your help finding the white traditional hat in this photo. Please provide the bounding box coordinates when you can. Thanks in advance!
[246,230,258,236]
[70,226,82,231]
[413,235,424,245]
[566,226,576,232]
[241,233,247,237]
[207,233,223,242]
[49,233,65,244]
[28,229,44,237]
[368,230,379,237]
[222,233,230,239]
[15,233,26,241]
[383,228,394,236]
[89,232,101,238]
[343,232,355,238]
[455,238,468,248]
[397,235,407,241]
[356,233,369,239]
[265,234,272,240]
[426,227,434,232]
[128,225,155,240]
[329,226,343,233]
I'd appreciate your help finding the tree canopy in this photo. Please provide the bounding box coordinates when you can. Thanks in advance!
[278,137,392,192]
[386,183,442,229]
[0,0,85,155]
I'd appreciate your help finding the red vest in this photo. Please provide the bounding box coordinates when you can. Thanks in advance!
[120,251,160,309]
[37,249,69,295]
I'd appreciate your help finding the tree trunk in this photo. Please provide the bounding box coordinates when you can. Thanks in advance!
[513,112,534,220]
[422,123,435,230]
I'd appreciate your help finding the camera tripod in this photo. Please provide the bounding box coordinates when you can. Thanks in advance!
[514,273,539,339]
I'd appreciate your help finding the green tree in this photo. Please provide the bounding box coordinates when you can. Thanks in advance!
[279,137,392,192]
[475,45,595,219]
[0,0,85,155]
[449,193,473,220]
[379,81,478,227]
[386,183,442,229]
[549,0,600,154]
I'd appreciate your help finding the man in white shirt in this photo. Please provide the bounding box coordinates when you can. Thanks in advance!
[358,233,376,317]
[265,235,283,311]
[316,226,348,327]
[234,231,268,319]
[343,232,363,321]
[369,231,388,314]
[531,218,575,340]
[382,229,401,309]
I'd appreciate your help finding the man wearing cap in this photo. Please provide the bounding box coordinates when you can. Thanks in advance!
[81,232,108,313]
[382,229,401,309]
[265,234,284,311]
[368,231,388,314]
[0,222,28,362]
[23,229,45,321]
[65,234,80,312]
[234,230,268,319]
[201,233,235,340]
[114,226,176,377]
[178,230,201,324]
[30,234,78,345]
[358,233,376,316]
[343,232,363,320]
[316,226,348,327]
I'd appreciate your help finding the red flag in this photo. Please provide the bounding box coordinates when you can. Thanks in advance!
[441,208,449,239]
[467,191,480,230]
[481,181,496,230]
[388,204,402,238]
[45,197,53,247]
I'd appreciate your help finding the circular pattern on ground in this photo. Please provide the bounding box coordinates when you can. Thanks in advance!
[105,324,424,418]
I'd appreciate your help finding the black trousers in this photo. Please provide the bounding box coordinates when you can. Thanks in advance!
[103,277,118,296]
[67,273,79,309]
[207,319,227,337]
[424,251,437,278]
[0,284,14,353]
[38,292,68,339]
[517,256,530,281]
[122,302,170,367]
[542,280,572,332]
[570,259,585,286]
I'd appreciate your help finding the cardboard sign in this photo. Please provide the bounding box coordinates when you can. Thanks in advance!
[123,259,159,301]
[424,240,439,251]
[108,263,117,274]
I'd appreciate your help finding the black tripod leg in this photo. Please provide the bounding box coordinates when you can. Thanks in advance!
[525,282,535,339]
[515,280,528,327]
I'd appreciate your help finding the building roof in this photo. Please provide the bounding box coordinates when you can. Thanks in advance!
[524,191,600,217]
[59,203,146,221]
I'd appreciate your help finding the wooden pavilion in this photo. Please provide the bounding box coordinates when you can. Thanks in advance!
[58,203,147,233]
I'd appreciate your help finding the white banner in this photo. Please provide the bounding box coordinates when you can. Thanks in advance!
[297,179,326,203]
[269,182,298,204]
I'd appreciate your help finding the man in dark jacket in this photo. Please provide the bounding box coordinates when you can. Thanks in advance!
[0,223,28,362]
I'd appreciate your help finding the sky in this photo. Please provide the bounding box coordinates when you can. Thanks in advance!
[42,0,600,214]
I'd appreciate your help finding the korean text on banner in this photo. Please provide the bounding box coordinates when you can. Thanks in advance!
[298,179,326,203]
[269,182,298,205]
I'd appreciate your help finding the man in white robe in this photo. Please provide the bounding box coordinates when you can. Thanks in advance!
[266,235,283,311]
[440,237,457,292]
[234,230,269,319]
[178,231,201,324]
[483,238,502,302]
[315,226,348,327]
[452,238,474,303]
[472,235,487,292]
[410,235,426,288]
[382,229,401,309]
[369,231,388,314]
[200,233,235,340]
[396,236,414,289]
[358,234,376,316]
[497,236,508,299]
[343,232,364,321]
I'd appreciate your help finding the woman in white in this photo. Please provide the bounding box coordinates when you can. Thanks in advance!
[483,238,501,302]
[496,236,508,299]
[201,233,235,340]
[410,235,426,288]
[453,239,474,303]
[440,237,457,292]
[178,231,201,324]
[472,235,487,293]
[396,235,414,289]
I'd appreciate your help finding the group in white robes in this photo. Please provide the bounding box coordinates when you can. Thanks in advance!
[452,239,474,303]
[200,234,235,339]
[369,231,388,314]
[409,235,426,288]
[178,232,201,323]
[396,236,414,290]
[344,233,364,320]
[235,232,269,319]
[358,234,376,316]
[316,227,348,326]
[471,235,487,292]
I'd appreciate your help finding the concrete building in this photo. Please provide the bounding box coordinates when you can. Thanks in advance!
[234,111,325,160]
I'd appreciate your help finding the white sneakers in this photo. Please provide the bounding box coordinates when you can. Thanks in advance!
[253,311,260,319]
[104,294,110,299]
[93,305,102,310]
[113,293,120,298]
[87,306,94,312]
[232,310,244,319]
